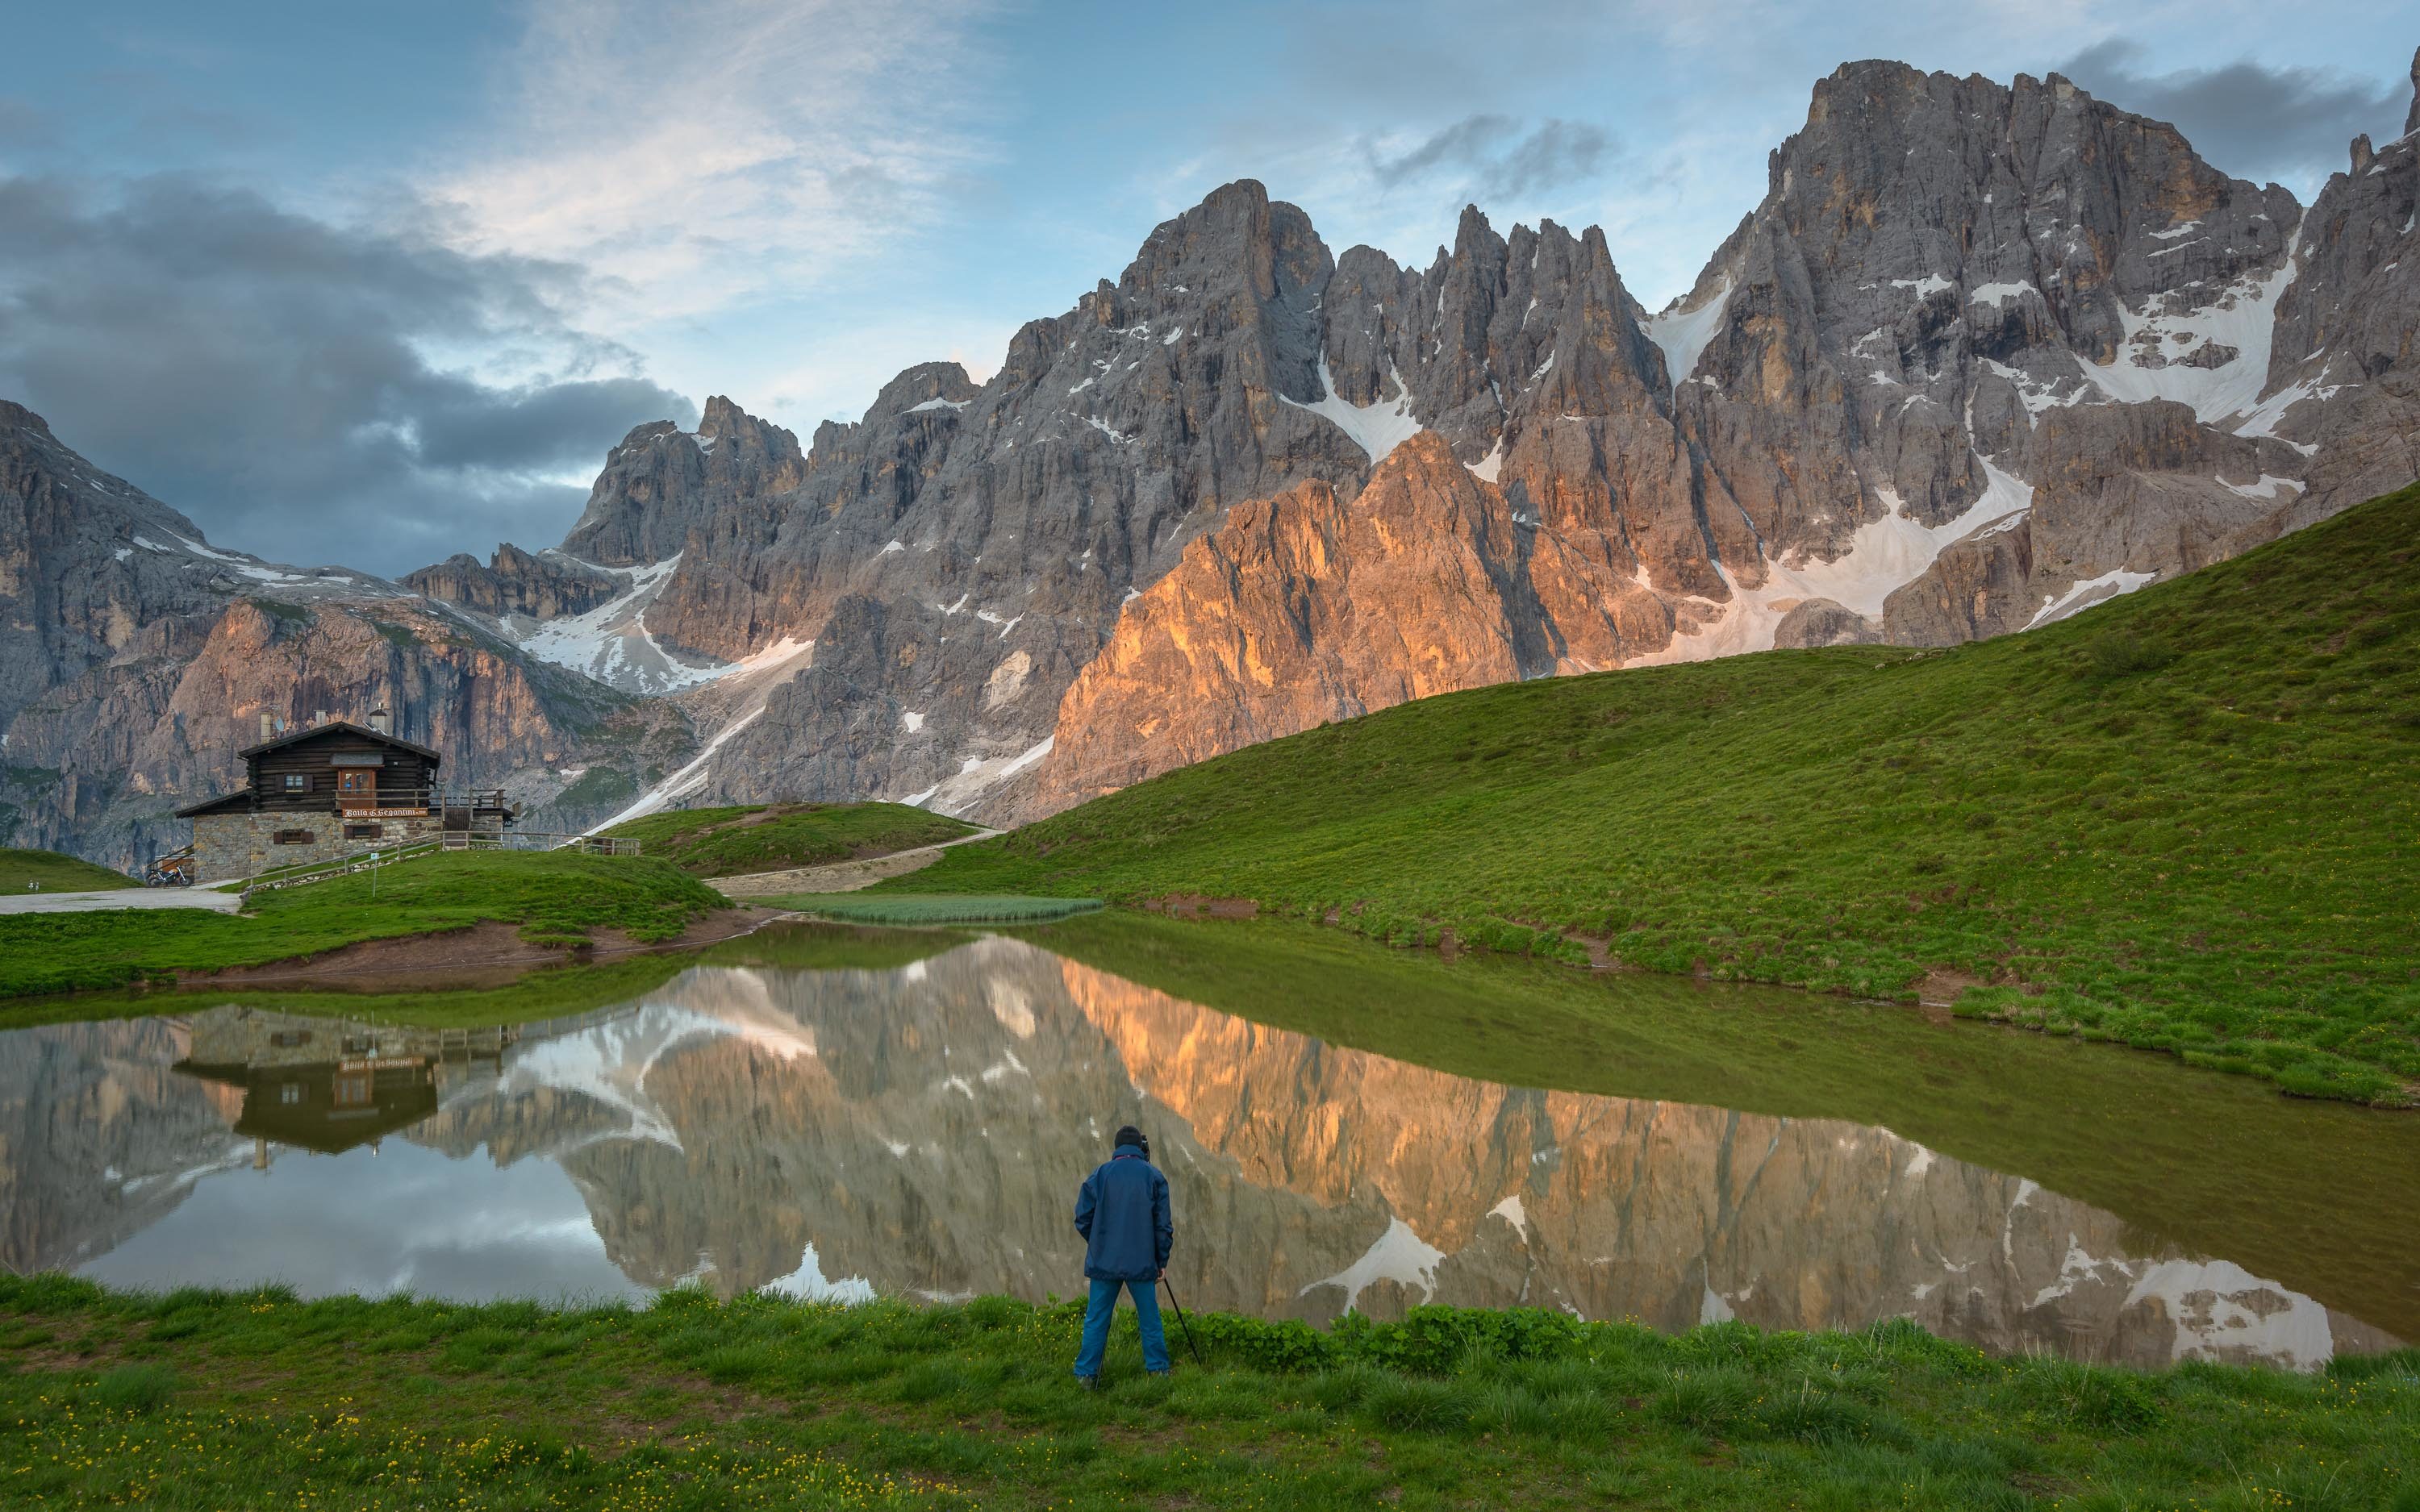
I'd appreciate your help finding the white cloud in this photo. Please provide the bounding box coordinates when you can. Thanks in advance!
[428,0,995,323]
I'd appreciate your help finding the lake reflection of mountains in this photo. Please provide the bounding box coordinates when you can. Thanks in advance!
[5,935,2393,1370]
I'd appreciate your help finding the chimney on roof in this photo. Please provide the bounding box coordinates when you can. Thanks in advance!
[368,707,390,736]
[259,710,274,743]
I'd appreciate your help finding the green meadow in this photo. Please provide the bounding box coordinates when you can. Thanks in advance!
[911,483,2420,1106]
[603,802,976,877]
[5,1274,2414,1511]
[0,850,730,999]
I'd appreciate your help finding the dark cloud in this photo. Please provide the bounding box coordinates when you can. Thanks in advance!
[0,98,52,152]
[0,173,693,577]
[2058,40,2408,185]
[1370,115,1614,201]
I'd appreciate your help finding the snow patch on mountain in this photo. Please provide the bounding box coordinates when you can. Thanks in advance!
[588,706,767,834]
[1643,273,1732,391]
[1467,436,1506,483]
[507,556,737,696]
[2024,568,2160,629]
[2083,244,2301,422]
[1281,353,1423,464]
[1632,456,2032,664]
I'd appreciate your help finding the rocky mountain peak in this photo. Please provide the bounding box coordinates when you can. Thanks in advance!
[0,400,55,438]
[1119,177,1330,309]
[557,397,803,568]
[612,419,685,451]
[867,362,978,422]
[2408,46,2420,137]
[17,51,2420,861]
[400,543,620,621]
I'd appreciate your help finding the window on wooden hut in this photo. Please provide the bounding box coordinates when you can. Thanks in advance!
[283,774,309,791]
[272,829,314,845]
[344,823,382,839]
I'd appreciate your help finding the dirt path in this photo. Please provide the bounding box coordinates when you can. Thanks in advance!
[713,827,1003,898]
[0,885,243,915]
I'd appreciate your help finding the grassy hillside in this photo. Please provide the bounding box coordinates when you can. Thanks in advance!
[0,846,136,891]
[918,484,2420,1105]
[603,801,976,877]
[0,851,730,998]
[7,1276,2414,1512]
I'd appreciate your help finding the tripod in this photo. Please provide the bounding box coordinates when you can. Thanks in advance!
[1159,1275,1205,1367]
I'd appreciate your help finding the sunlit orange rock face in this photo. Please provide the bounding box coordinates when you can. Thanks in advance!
[1028,433,1673,812]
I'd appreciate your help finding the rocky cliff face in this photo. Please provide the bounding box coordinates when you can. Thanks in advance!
[1032,432,1671,810]
[16,54,2420,851]
[401,544,621,622]
[1028,61,2420,805]
[0,403,688,864]
[407,57,2420,826]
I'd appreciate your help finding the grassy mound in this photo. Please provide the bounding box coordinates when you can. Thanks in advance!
[602,801,975,877]
[915,483,2420,1104]
[0,845,136,891]
[0,850,732,998]
[770,893,1104,926]
[4,1275,2412,1511]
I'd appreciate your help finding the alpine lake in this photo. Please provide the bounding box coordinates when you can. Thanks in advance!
[6,911,2414,1372]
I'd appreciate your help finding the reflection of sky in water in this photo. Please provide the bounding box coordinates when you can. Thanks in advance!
[82,1140,648,1304]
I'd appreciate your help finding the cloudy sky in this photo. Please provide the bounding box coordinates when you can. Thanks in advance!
[2,1,2411,575]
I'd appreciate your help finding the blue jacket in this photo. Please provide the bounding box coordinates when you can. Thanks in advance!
[1074,1148,1172,1282]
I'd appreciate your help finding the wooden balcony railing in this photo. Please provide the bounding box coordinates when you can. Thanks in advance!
[328,788,511,818]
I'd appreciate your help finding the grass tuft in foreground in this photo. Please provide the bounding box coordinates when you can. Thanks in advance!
[603,802,976,877]
[911,483,2420,1105]
[0,850,732,998]
[0,845,138,892]
[2,1274,2414,1510]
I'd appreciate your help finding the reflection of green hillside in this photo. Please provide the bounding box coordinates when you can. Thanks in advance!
[699,921,973,973]
[1021,910,2420,1342]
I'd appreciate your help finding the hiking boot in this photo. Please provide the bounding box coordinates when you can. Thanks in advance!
[1074,1375,1099,1391]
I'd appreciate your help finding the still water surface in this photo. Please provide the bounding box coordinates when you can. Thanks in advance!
[5,923,2410,1371]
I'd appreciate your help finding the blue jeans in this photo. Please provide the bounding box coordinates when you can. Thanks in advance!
[1072,1277,1170,1379]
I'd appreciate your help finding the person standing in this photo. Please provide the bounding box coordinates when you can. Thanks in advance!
[1070,1124,1173,1385]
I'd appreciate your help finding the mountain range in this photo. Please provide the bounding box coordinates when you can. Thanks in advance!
[6,53,2418,863]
